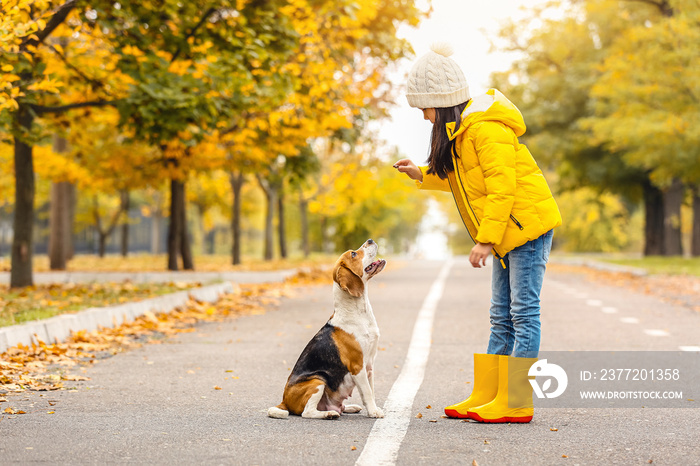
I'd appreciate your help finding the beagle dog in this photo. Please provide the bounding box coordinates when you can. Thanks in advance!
[268,239,386,419]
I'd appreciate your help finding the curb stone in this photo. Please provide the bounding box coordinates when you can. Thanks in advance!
[0,282,236,354]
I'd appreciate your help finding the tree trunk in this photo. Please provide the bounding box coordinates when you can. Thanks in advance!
[692,186,700,257]
[662,178,683,256]
[207,228,216,254]
[66,182,76,260]
[299,189,310,258]
[167,178,183,271]
[120,189,130,257]
[167,179,193,270]
[263,187,276,261]
[278,187,287,259]
[49,181,72,270]
[230,172,244,265]
[256,174,277,261]
[180,185,194,270]
[98,232,107,258]
[642,178,664,256]
[92,195,123,259]
[10,106,35,288]
[48,135,73,270]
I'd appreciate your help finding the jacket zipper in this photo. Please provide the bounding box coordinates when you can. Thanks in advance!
[446,174,477,245]
[453,147,481,228]
[452,149,507,269]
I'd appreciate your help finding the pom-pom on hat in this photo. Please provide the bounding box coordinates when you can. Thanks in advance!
[406,42,470,109]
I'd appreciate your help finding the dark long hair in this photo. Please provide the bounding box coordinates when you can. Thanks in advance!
[427,101,469,179]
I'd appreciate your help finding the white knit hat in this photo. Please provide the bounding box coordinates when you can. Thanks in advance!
[406,42,470,108]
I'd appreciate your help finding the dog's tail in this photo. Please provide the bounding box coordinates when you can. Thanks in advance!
[267,403,289,419]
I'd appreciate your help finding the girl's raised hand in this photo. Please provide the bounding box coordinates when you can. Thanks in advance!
[393,159,423,182]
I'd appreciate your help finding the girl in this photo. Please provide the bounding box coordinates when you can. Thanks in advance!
[394,43,561,423]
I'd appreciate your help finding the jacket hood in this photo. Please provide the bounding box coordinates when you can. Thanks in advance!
[445,89,527,141]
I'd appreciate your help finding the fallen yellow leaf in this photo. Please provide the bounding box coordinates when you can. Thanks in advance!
[214,386,222,390]
[4,407,26,414]
[61,375,90,381]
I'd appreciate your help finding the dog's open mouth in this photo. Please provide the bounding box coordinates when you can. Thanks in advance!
[365,259,386,275]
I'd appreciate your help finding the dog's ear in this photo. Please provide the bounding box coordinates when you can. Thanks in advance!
[335,264,364,298]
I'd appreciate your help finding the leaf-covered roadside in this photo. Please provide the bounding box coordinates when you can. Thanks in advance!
[548,264,700,312]
[0,268,331,395]
[0,281,202,327]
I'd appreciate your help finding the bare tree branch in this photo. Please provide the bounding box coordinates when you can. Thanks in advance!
[171,7,217,63]
[30,100,118,115]
[21,0,77,49]
[623,0,674,17]
[48,44,112,96]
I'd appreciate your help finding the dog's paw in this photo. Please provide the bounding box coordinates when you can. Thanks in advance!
[367,408,384,418]
[343,404,363,414]
[325,411,341,420]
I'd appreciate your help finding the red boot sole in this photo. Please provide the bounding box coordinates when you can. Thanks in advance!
[468,412,533,423]
[443,408,470,419]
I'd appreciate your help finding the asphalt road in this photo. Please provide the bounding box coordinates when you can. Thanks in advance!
[1,257,699,465]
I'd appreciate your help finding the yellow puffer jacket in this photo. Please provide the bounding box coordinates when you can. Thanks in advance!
[418,89,561,264]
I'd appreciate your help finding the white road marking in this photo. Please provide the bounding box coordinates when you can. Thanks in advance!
[601,307,618,314]
[586,299,603,307]
[620,317,640,324]
[356,260,453,466]
[679,346,700,351]
[643,329,670,337]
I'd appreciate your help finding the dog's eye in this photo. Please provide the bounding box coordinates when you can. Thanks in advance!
[351,252,357,258]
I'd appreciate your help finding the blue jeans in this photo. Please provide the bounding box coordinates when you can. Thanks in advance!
[486,230,553,358]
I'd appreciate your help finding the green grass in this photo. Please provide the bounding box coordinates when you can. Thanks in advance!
[0,282,198,328]
[0,253,338,273]
[600,256,700,277]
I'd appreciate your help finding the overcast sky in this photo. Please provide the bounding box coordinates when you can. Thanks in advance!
[377,0,556,164]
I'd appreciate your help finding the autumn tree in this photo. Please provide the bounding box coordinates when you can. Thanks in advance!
[1,1,123,286]
[245,0,423,260]
[584,0,700,255]
[491,0,697,255]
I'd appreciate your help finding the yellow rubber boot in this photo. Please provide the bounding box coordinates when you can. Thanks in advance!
[444,354,501,419]
[467,356,537,423]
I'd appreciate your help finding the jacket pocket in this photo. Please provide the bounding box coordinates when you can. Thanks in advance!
[510,214,524,231]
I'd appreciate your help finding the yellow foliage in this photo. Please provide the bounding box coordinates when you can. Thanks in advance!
[586,2,700,184]
[555,187,640,252]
